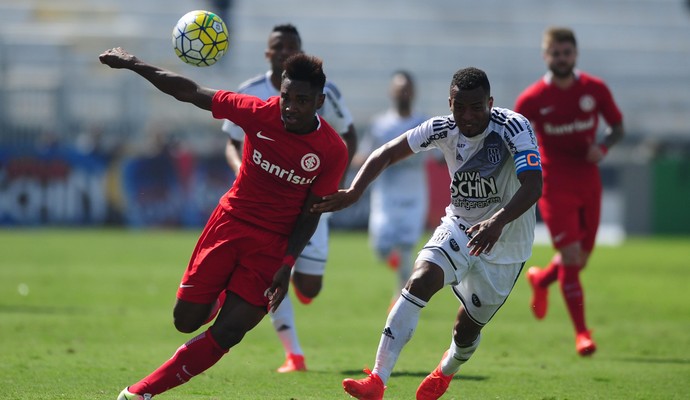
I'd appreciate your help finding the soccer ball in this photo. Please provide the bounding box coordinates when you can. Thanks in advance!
[172,10,229,67]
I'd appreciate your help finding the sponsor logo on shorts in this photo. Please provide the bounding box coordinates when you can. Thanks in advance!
[471,293,482,307]
[449,238,460,251]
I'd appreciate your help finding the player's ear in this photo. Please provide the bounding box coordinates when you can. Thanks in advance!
[315,93,325,109]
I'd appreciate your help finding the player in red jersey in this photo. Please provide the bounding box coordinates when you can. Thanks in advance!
[99,48,348,399]
[515,27,625,356]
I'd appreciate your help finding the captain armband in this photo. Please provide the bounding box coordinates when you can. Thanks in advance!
[514,150,542,174]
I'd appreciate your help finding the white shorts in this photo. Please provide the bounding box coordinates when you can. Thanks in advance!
[294,213,330,276]
[416,216,524,325]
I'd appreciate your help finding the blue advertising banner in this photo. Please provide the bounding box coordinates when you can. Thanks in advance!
[0,147,234,227]
[0,147,110,225]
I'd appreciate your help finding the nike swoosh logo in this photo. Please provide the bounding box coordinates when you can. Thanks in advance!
[256,131,275,141]
[179,284,194,288]
[539,106,555,115]
[552,232,567,244]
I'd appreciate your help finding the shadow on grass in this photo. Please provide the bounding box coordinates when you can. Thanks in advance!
[341,369,488,381]
[611,357,690,365]
[0,304,86,315]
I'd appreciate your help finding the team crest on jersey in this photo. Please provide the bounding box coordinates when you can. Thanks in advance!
[487,144,502,165]
[579,95,596,112]
[301,153,320,172]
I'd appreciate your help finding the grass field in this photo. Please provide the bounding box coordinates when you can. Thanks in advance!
[1,228,689,399]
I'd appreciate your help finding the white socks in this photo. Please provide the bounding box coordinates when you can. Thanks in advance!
[270,295,303,356]
[440,334,481,376]
[373,289,427,384]
[396,246,414,294]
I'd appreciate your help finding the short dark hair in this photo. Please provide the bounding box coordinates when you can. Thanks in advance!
[542,26,577,50]
[272,23,302,46]
[392,70,415,85]
[282,53,326,91]
[450,67,490,95]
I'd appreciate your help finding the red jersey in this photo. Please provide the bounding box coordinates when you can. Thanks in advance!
[515,71,622,185]
[211,90,348,235]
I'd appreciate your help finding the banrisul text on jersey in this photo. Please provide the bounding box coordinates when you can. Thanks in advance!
[252,149,316,185]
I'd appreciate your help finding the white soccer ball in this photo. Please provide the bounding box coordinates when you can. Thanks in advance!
[172,10,229,67]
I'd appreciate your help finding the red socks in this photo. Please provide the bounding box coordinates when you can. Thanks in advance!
[129,329,228,396]
[558,265,587,334]
[536,255,561,288]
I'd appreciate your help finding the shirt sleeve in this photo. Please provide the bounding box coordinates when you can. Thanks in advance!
[407,117,450,153]
[504,112,542,175]
[320,82,354,135]
[221,119,247,141]
[310,141,349,197]
[212,90,267,131]
[597,82,623,127]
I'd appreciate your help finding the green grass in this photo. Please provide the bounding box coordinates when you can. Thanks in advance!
[1,228,689,399]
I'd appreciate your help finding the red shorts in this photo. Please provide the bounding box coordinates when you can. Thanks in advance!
[538,181,601,252]
[177,205,288,307]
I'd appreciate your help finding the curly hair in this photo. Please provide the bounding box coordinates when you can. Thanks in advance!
[282,53,326,92]
[450,67,490,95]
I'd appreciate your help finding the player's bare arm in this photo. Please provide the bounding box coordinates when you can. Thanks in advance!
[586,122,625,163]
[312,133,413,213]
[99,47,217,111]
[224,138,243,175]
[466,169,542,256]
[266,192,323,311]
[339,124,358,186]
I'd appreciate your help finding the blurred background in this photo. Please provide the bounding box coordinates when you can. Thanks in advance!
[1,0,689,238]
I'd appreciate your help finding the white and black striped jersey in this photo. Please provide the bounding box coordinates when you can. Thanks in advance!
[407,107,541,263]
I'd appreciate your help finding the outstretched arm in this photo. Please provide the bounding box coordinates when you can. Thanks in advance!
[266,192,323,312]
[311,132,413,213]
[99,47,217,111]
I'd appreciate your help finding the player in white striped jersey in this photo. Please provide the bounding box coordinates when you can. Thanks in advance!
[314,67,542,400]
[355,70,429,308]
[220,24,357,374]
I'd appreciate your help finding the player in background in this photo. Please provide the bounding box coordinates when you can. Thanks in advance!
[221,23,357,373]
[514,26,624,356]
[99,48,348,399]
[353,70,429,308]
[314,67,542,400]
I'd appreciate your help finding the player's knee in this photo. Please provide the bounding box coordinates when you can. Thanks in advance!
[292,273,322,298]
[405,263,444,301]
[173,315,202,333]
[172,301,207,333]
[209,324,246,349]
[296,281,321,298]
